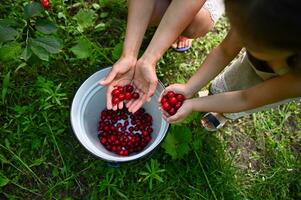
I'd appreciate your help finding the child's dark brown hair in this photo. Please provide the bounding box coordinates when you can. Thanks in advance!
[225,0,301,69]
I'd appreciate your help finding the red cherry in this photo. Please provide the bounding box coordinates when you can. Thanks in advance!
[132,92,139,99]
[117,86,123,91]
[176,94,185,102]
[115,140,120,145]
[161,97,168,104]
[125,84,134,93]
[167,91,175,98]
[112,97,119,105]
[118,94,125,101]
[110,135,116,141]
[175,101,182,110]
[104,125,110,131]
[168,97,177,106]
[146,127,153,133]
[162,102,171,111]
[142,131,149,137]
[112,89,120,97]
[100,138,107,144]
[168,108,176,115]
[123,150,129,156]
[125,92,132,100]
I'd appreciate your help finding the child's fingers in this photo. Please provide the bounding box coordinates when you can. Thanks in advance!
[158,86,174,103]
[158,89,166,103]
[167,113,181,123]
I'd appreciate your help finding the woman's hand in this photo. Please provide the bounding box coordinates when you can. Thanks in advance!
[162,99,194,124]
[126,59,158,113]
[99,56,136,110]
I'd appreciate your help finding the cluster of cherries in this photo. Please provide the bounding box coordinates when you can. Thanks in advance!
[40,0,51,10]
[98,107,153,156]
[161,91,185,115]
[111,84,140,105]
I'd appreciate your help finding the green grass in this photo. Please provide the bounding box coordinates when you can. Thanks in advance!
[1,1,301,199]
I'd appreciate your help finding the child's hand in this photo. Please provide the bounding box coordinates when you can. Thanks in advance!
[162,99,194,124]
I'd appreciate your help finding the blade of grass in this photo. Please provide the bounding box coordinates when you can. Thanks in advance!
[194,150,217,200]
[0,144,44,185]
[42,112,67,177]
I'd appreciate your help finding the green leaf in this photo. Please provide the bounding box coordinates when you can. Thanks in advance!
[29,158,44,167]
[162,133,178,159]
[100,12,109,18]
[0,25,19,43]
[180,112,200,124]
[192,128,206,151]
[0,19,18,27]
[0,42,22,61]
[24,2,44,20]
[31,36,63,54]
[173,126,192,143]
[31,43,49,61]
[21,46,32,61]
[0,153,8,164]
[36,20,58,34]
[95,23,106,31]
[2,71,11,103]
[0,176,9,187]
[74,9,96,31]
[162,125,192,159]
[70,38,93,59]
[112,42,123,60]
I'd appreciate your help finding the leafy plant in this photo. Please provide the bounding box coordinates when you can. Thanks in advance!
[162,125,192,159]
[0,1,63,63]
[99,172,128,199]
[139,159,166,190]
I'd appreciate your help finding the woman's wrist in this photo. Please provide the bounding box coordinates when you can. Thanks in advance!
[139,52,160,67]
[137,55,158,69]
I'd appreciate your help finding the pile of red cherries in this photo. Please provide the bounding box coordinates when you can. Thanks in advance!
[111,84,140,105]
[98,107,153,156]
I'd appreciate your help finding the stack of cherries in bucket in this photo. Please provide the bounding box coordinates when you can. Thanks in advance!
[98,84,152,156]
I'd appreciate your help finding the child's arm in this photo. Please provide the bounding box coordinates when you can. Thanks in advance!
[166,73,301,123]
[185,29,243,97]
[191,73,301,113]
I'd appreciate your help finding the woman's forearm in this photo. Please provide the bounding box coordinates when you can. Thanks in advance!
[140,0,206,64]
[122,0,157,58]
